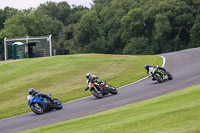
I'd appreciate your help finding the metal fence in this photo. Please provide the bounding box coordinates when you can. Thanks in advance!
[4,35,52,61]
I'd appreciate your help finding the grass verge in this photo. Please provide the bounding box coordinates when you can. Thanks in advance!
[22,84,200,133]
[0,54,162,120]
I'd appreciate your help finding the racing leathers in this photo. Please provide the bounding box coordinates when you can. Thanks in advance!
[30,91,53,102]
[146,65,167,80]
[85,75,99,91]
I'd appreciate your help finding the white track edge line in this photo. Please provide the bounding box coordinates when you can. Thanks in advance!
[1,55,166,121]
[160,55,166,67]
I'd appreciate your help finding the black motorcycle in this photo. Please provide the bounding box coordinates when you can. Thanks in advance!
[86,81,118,98]
[27,93,63,114]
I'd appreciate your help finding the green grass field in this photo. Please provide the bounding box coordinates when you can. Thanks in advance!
[22,84,200,133]
[0,54,162,120]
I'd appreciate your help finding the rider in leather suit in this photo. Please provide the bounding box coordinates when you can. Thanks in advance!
[85,73,99,91]
[28,88,53,101]
[145,64,167,80]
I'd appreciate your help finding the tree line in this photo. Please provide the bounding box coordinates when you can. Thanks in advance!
[0,0,200,55]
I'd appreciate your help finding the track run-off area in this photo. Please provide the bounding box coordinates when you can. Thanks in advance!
[0,48,200,133]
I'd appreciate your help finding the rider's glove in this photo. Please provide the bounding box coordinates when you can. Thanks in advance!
[85,87,89,91]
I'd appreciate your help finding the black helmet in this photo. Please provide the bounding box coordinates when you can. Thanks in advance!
[145,64,149,69]
[28,88,35,95]
[86,73,91,79]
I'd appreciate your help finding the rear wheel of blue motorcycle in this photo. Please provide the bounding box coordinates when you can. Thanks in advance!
[53,99,63,110]
[30,103,44,114]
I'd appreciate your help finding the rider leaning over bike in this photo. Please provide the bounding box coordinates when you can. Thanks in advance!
[85,73,100,91]
[28,88,53,102]
[145,64,167,80]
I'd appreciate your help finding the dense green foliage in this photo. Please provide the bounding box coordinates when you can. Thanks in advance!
[0,0,200,55]
[22,84,200,133]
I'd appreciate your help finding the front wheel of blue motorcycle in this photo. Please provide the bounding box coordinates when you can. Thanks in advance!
[53,99,63,110]
[30,103,44,115]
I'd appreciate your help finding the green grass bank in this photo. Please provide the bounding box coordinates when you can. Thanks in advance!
[22,84,200,133]
[0,54,162,119]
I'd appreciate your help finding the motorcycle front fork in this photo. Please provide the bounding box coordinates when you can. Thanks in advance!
[94,87,101,93]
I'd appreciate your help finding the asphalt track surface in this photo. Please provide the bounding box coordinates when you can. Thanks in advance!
[1,48,200,133]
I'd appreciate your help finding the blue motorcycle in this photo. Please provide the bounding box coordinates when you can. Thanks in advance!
[27,93,63,114]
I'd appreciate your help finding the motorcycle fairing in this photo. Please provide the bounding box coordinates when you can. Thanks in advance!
[156,70,165,80]
[28,95,47,106]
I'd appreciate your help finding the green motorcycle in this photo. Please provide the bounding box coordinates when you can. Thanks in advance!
[148,66,173,83]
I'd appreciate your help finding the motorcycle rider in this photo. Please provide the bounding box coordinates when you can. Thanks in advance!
[85,73,99,91]
[145,64,167,80]
[28,88,53,102]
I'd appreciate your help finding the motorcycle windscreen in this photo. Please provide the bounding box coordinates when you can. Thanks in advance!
[27,95,33,105]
